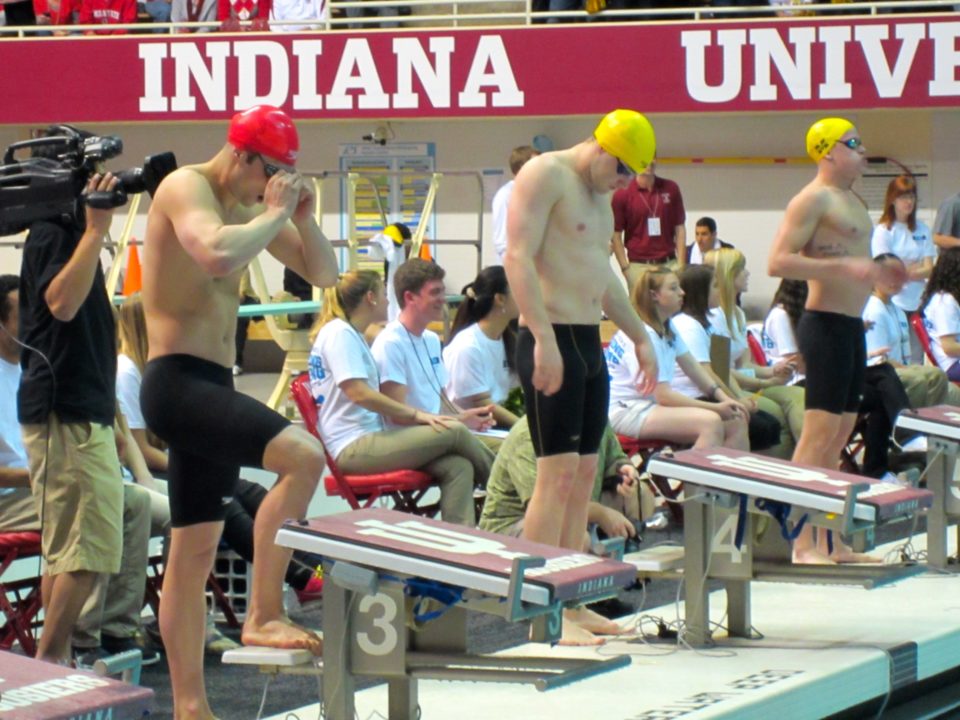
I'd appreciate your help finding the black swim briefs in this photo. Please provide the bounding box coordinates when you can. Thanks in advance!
[516,324,608,457]
[797,310,866,415]
[140,354,290,527]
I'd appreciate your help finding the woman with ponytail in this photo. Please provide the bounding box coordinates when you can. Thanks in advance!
[443,266,520,428]
[308,270,490,527]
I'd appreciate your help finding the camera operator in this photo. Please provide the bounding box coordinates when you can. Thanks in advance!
[17,169,126,665]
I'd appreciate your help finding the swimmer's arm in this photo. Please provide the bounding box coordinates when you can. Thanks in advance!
[162,169,291,278]
[768,191,861,281]
[503,159,561,344]
[266,198,339,289]
[0,466,29,488]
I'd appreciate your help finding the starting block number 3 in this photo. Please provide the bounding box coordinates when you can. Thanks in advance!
[356,592,400,657]
[711,515,744,565]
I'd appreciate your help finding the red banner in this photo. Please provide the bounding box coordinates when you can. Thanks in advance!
[2,14,959,124]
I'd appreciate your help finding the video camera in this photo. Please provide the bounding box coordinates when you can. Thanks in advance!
[0,124,177,237]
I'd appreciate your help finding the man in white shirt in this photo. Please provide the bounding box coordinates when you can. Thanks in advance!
[371,259,498,451]
[492,146,538,265]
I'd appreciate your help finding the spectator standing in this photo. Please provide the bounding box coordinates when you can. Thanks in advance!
[492,146,538,265]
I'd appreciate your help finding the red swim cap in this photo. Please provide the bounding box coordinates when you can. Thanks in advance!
[228,105,299,166]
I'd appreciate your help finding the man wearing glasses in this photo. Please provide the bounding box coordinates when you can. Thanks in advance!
[768,117,905,566]
[504,109,658,646]
[139,104,338,719]
[610,153,687,292]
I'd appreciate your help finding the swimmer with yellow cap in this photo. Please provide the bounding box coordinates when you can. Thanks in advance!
[805,117,857,163]
[594,109,657,175]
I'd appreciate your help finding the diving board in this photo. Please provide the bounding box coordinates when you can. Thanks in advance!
[648,448,932,645]
[275,508,637,720]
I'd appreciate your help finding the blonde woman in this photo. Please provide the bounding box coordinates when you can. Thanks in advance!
[605,266,749,451]
[705,248,805,458]
[308,270,493,526]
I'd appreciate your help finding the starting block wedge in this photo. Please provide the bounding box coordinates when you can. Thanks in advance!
[648,448,933,645]
[896,405,960,569]
[222,645,320,676]
[276,508,637,720]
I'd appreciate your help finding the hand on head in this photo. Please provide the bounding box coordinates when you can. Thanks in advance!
[263,170,303,219]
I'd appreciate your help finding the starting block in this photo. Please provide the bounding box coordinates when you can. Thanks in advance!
[648,448,933,645]
[0,649,153,719]
[274,508,638,720]
[896,405,960,568]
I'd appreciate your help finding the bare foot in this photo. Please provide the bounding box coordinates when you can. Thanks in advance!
[565,606,621,636]
[792,547,836,565]
[556,617,605,647]
[242,617,323,655]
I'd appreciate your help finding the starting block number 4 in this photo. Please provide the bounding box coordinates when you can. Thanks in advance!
[356,593,400,657]
[711,515,745,565]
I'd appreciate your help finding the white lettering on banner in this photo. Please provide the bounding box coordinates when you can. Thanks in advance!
[139,35,523,113]
[944,411,960,423]
[234,41,290,109]
[393,37,455,109]
[170,41,230,112]
[0,675,108,711]
[355,519,529,561]
[705,454,848,488]
[682,22,960,104]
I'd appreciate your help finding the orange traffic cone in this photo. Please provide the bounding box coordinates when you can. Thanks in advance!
[418,242,433,262]
[123,243,142,296]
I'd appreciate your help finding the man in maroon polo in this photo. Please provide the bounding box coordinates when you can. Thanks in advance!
[611,157,686,291]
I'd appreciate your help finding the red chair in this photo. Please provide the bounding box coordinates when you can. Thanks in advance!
[290,373,439,516]
[910,313,944,370]
[143,554,241,630]
[0,531,42,656]
[746,329,768,366]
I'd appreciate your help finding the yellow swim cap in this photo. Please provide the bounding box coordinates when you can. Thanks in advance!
[806,117,855,162]
[594,109,656,175]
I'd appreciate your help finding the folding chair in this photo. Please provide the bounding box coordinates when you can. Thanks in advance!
[911,314,956,386]
[290,373,439,516]
[616,435,685,524]
[0,531,42,656]
[143,553,241,630]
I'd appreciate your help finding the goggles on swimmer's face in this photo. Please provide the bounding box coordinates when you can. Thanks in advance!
[615,158,636,178]
[835,137,863,151]
[254,153,283,179]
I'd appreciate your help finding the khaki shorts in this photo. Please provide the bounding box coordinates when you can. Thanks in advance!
[22,416,123,576]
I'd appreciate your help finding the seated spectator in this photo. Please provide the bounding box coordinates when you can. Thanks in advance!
[921,248,960,380]
[871,174,935,364]
[674,264,784,455]
[706,248,805,455]
[270,0,325,30]
[371,259,501,445]
[865,254,958,408]
[78,0,136,33]
[140,0,170,23]
[443,266,520,429]
[606,267,749,451]
[217,0,269,27]
[170,0,215,29]
[310,270,493,527]
[33,0,76,30]
[685,216,733,266]
[762,277,806,383]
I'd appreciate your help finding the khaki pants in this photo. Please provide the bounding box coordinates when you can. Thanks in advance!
[623,258,681,293]
[896,364,951,408]
[337,423,495,526]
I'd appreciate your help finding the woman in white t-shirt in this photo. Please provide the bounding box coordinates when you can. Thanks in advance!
[871,175,935,314]
[444,266,520,428]
[308,271,490,526]
[762,278,807,382]
[706,248,805,454]
[606,267,748,450]
[920,248,960,381]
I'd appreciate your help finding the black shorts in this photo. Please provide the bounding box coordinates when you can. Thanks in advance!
[516,324,608,457]
[140,354,290,527]
[797,310,866,415]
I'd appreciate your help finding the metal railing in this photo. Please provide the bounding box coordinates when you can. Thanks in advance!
[0,0,955,37]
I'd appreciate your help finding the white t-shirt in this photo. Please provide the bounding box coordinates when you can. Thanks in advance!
[491,180,514,265]
[606,325,686,408]
[116,353,145,430]
[708,307,748,366]
[0,359,26,499]
[923,292,960,372]
[686,238,724,266]
[270,0,326,30]
[762,306,805,384]
[371,320,447,416]
[367,233,407,323]
[309,319,385,459]
[870,220,936,312]
[669,313,710,398]
[863,295,911,365]
[443,323,514,406]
